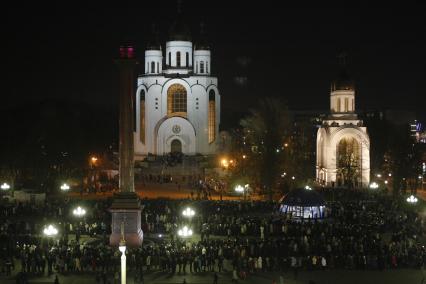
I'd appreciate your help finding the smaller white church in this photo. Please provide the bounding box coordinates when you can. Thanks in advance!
[134,19,220,160]
[316,65,370,187]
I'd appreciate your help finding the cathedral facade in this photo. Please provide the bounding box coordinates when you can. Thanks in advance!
[316,67,370,187]
[134,21,220,160]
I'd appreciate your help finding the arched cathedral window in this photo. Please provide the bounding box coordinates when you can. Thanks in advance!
[208,90,216,143]
[140,90,145,144]
[167,84,187,117]
[337,137,360,187]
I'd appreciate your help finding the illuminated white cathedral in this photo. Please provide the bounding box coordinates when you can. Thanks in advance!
[134,19,220,160]
[316,66,370,187]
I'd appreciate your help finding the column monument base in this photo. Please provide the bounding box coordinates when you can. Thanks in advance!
[109,192,143,247]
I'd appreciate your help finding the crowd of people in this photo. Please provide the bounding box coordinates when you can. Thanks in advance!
[0,189,424,283]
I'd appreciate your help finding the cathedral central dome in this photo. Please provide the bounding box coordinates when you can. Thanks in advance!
[168,17,191,41]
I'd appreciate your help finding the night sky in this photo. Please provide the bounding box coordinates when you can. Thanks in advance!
[3,1,426,126]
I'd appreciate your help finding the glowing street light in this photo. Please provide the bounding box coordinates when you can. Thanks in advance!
[384,180,388,184]
[60,183,70,191]
[221,158,229,169]
[1,183,10,190]
[376,174,382,178]
[178,226,193,238]
[235,185,244,193]
[406,195,418,204]
[182,207,195,218]
[73,206,86,217]
[369,182,379,189]
[305,185,312,190]
[43,224,58,237]
[91,156,98,164]
[118,222,127,284]
[242,154,247,159]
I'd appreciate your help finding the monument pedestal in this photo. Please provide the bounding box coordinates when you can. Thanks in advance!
[109,192,143,247]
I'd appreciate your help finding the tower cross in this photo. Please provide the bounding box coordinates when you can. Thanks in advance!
[337,52,348,66]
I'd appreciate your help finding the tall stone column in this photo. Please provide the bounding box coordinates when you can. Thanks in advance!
[110,44,143,247]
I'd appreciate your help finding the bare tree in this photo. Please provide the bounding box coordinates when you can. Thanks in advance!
[240,98,291,200]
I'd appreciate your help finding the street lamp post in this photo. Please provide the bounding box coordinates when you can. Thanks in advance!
[73,206,86,243]
[244,184,249,201]
[42,224,58,251]
[89,156,98,193]
[235,185,247,201]
[119,222,126,284]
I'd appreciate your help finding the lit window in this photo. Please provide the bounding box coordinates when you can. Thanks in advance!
[167,84,187,117]
[140,90,145,144]
[208,90,216,143]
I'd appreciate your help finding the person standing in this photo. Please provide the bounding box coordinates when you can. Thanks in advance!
[291,256,298,280]
[321,256,327,270]
[146,254,151,271]
[232,269,238,283]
